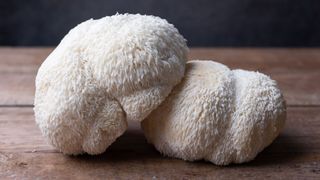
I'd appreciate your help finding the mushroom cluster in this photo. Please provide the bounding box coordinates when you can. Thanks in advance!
[34,14,286,165]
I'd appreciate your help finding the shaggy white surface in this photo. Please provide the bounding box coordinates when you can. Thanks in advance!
[142,60,286,165]
[34,14,188,155]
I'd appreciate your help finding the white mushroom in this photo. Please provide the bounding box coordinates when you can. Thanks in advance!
[34,14,188,155]
[141,60,286,165]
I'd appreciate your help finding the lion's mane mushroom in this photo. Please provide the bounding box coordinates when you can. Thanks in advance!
[34,14,188,155]
[142,60,286,165]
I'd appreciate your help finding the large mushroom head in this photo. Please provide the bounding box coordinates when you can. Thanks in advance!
[142,60,286,165]
[34,14,188,155]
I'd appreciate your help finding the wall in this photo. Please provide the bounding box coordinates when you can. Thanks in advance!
[1,0,319,46]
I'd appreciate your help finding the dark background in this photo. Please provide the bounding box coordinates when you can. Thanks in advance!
[1,0,320,47]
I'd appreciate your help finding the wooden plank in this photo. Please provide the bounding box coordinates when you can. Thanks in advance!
[0,73,35,105]
[2,48,319,74]
[0,48,52,105]
[189,48,320,73]
[1,107,320,179]
[0,48,319,106]
[0,108,52,152]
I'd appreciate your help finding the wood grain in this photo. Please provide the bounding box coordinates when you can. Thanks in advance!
[0,107,320,179]
[0,48,51,105]
[0,48,320,179]
[0,48,319,106]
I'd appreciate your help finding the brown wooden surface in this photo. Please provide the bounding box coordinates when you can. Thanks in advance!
[0,48,320,179]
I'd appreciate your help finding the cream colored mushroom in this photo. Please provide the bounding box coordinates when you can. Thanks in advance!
[142,60,286,165]
[34,14,187,155]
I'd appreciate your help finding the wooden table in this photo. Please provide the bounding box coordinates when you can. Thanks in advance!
[0,48,320,179]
